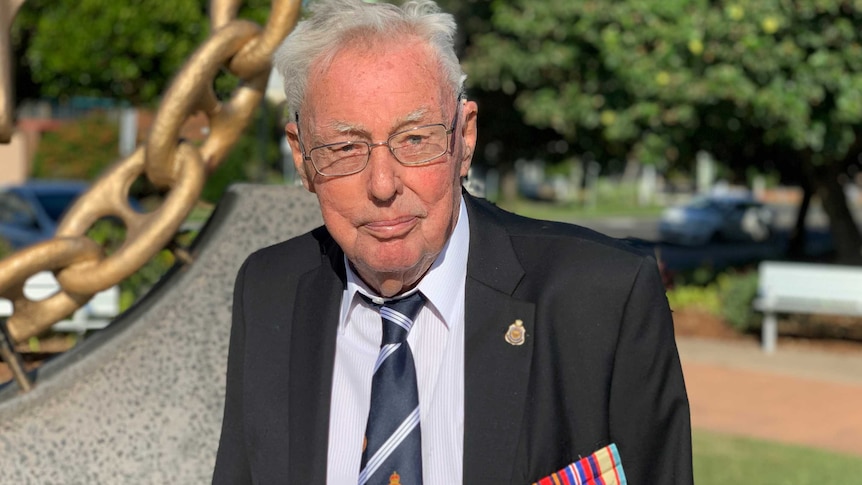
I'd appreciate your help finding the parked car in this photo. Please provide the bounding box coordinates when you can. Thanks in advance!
[658,194,774,246]
[0,180,89,249]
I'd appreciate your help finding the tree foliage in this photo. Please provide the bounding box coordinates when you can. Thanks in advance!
[465,0,862,166]
[461,0,862,261]
[12,0,273,105]
[13,0,207,104]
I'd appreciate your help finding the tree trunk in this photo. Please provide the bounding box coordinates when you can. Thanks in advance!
[500,168,519,203]
[786,182,812,259]
[621,158,640,183]
[814,167,862,264]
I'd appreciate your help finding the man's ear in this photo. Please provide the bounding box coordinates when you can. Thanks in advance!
[285,122,315,193]
[459,100,479,178]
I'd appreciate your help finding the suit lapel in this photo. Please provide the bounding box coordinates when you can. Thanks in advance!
[287,232,345,482]
[463,195,536,484]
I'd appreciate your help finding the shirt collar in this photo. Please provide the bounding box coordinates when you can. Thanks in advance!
[340,195,470,330]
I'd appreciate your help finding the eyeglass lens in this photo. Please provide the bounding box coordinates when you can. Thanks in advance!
[310,124,449,175]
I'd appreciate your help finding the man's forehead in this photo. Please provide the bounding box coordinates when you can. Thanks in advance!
[306,37,446,96]
[301,39,451,134]
[326,106,431,134]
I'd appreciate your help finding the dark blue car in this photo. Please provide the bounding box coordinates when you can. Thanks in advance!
[0,180,89,249]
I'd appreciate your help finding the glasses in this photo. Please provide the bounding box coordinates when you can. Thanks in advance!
[297,96,463,177]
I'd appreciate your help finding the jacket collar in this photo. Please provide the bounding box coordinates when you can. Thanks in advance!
[286,226,344,482]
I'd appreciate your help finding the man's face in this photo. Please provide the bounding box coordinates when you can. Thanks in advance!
[285,39,478,297]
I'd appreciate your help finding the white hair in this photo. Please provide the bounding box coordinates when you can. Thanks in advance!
[273,0,465,121]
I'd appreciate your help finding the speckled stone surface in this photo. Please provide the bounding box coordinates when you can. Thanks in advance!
[0,184,322,484]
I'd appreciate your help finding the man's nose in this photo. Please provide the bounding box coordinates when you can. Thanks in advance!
[365,142,402,202]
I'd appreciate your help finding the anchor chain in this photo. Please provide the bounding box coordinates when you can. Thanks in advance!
[0,0,300,355]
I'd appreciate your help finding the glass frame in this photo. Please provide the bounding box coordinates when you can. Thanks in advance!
[296,94,463,177]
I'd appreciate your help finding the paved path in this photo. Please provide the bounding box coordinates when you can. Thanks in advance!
[677,337,862,457]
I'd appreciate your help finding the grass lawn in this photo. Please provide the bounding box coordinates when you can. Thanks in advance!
[693,430,862,484]
[497,197,664,222]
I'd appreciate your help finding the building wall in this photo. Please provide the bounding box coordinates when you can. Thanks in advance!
[0,130,31,186]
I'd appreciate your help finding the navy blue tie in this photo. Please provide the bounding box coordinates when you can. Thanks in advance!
[358,292,425,485]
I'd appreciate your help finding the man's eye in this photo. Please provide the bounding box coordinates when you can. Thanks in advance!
[405,135,425,145]
[394,134,428,148]
[337,143,361,153]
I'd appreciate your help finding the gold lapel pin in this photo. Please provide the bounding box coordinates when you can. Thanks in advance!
[505,319,526,346]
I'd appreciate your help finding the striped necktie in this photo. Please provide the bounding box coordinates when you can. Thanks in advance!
[358,292,425,485]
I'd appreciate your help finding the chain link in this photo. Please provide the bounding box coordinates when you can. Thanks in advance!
[145,19,263,186]
[0,0,26,143]
[0,237,103,342]
[146,0,300,185]
[55,145,205,294]
[0,0,301,346]
[210,0,243,32]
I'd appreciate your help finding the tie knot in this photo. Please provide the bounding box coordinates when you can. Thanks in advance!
[376,292,425,345]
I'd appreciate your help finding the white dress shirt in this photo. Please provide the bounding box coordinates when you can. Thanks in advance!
[326,197,469,485]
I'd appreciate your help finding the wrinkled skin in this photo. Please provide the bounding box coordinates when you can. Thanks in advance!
[285,38,478,297]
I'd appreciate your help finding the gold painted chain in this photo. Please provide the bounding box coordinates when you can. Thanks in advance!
[0,0,25,143]
[0,0,300,345]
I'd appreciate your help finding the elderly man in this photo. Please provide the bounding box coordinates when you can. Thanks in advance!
[213,1,692,484]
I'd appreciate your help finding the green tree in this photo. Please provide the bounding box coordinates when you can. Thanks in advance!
[462,0,862,263]
[438,0,566,201]
[13,0,207,104]
[12,0,280,205]
[12,0,273,105]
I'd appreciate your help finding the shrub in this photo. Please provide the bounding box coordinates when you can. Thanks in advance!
[666,282,721,315]
[670,264,720,287]
[717,271,760,332]
[666,268,761,334]
[32,111,120,180]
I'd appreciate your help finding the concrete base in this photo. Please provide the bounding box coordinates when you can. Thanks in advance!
[0,184,322,483]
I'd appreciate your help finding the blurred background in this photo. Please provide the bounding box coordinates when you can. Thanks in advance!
[2,1,862,482]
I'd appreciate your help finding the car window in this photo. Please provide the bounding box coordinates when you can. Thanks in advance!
[687,197,712,209]
[0,192,38,226]
[34,193,80,222]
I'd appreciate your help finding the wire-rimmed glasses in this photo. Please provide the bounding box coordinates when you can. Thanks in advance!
[296,96,463,177]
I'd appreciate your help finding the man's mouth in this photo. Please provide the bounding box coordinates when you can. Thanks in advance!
[361,216,419,239]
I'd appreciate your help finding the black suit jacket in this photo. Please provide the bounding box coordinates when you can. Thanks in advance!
[213,193,693,484]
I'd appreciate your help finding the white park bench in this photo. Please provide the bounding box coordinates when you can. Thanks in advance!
[753,261,862,353]
[0,271,120,335]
